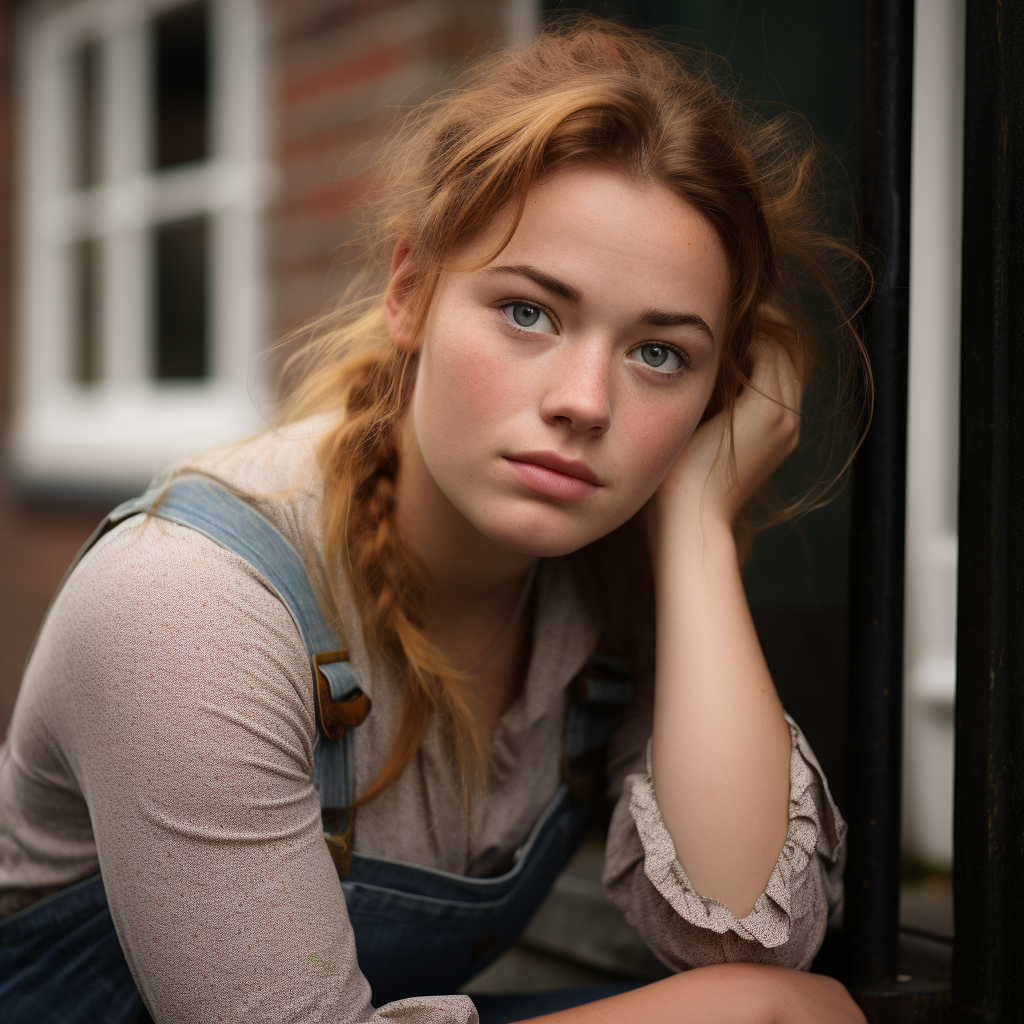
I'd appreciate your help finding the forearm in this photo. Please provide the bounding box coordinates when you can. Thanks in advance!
[649,511,791,918]
[514,964,865,1024]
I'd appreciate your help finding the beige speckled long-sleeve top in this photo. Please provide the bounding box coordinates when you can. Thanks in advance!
[0,419,846,1023]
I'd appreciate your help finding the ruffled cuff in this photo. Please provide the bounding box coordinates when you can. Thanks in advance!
[628,713,847,950]
[371,994,479,1023]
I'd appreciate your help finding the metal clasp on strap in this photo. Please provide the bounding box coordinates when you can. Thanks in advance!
[313,649,371,741]
[561,650,635,803]
[322,807,356,878]
[572,652,634,705]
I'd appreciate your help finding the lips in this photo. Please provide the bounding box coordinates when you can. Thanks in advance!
[508,451,602,485]
[503,451,602,502]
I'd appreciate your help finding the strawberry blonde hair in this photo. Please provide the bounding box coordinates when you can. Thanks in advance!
[276,18,871,803]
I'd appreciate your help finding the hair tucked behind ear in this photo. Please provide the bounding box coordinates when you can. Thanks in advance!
[275,16,872,804]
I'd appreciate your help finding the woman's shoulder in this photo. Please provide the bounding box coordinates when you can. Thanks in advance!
[17,500,319,803]
[30,416,346,724]
[57,506,314,684]
[161,412,340,553]
[61,413,347,665]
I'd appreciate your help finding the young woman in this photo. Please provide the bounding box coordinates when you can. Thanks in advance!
[0,20,868,1024]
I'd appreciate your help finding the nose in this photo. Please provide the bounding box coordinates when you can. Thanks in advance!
[540,338,612,436]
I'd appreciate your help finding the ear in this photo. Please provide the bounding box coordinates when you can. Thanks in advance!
[384,244,420,352]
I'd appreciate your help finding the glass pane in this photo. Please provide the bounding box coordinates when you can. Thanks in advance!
[154,215,208,379]
[71,41,101,188]
[153,1,210,168]
[73,237,100,382]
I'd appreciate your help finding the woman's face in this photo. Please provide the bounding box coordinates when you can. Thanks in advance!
[389,163,732,561]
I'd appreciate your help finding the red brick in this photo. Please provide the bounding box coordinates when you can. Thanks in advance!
[1,0,513,731]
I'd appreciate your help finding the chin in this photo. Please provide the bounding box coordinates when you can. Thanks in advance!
[477,511,614,559]
[499,536,585,559]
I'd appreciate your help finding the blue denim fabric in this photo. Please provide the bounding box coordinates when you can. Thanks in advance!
[344,783,597,1005]
[0,873,152,1023]
[0,475,635,1022]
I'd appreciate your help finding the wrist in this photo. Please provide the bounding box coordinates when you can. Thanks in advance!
[646,496,737,568]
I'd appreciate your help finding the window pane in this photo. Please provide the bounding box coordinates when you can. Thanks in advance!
[153,1,210,168]
[71,42,101,188]
[73,237,100,382]
[154,216,208,379]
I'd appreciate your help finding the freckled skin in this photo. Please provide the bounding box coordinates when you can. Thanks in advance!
[391,165,732,565]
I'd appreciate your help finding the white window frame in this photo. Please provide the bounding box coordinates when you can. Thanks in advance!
[10,0,271,493]
[902,0,965,867]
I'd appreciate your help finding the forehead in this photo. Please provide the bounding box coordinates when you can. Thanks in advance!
[461,164,732,323]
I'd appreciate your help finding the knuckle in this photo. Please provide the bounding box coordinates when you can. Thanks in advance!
[768,401,800,437]
[781,407,800,441]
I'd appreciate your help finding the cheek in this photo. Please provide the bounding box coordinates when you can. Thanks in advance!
[622,392,708,488]
[414,317,516,459]
[628,422,693,495]
[440,353,508,420]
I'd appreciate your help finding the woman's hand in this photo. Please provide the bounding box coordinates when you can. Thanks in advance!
[648,340,802,542]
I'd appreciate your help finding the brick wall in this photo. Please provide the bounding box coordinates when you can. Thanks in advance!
[0,499,109,734]
[0,0,10,432]
[0,0,517,735]
[269,0,509,338]
[0,1,92,738]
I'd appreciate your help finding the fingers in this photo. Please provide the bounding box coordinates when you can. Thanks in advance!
[651,338,804,528]
[722,341,802,513]
[744,339,803,420]
[732,342,801,453]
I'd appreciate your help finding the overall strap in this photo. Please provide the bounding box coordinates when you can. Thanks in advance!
[562,650,634,803]
[104,475,367,834]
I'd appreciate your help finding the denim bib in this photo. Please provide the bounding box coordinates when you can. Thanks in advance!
[0,475,633,1021]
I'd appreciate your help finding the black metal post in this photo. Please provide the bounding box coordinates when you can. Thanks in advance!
[952,2,1024,1022]
[843,0,914,991]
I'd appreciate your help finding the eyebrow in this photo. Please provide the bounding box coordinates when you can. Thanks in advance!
[486,263,716,346]
[486,264,583,303]
[639,308,716,346]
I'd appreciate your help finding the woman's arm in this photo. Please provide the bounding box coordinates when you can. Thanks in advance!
[601,706,845,970]
[514,964,865,1024]
[645,343,803,917]
[50,517,476,1024]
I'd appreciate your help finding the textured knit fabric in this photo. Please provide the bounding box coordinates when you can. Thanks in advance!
[0,418,846,1023]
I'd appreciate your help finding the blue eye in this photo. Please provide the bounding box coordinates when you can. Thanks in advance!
[630,343,686,373]
[502,302,555,333]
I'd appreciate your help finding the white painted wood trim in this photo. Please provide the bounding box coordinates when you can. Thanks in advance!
[9,0,271,492]
[902,0,966,867]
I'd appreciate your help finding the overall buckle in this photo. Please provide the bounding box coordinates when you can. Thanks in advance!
[313,649,371,741]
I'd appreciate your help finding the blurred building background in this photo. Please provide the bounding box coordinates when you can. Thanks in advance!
[0,0,521,737]
[0,0,961,983]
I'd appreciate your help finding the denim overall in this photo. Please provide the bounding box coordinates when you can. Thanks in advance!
[0,475,637,1023]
